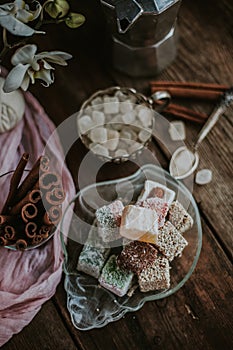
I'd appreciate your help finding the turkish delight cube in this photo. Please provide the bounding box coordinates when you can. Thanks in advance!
[168,201,194,234]
[156,221,188,261]
[117,240,158,274]
[137,197,169,228]
[77,226,110,278]
[137,180,175,205]
[96,200,124,242]
[120,205,158,242]
[138,256,170,292]
[99,255,134,297]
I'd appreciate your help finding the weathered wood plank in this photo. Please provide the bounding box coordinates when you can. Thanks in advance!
[1,301,78,350]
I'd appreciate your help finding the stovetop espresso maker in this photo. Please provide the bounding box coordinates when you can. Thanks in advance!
[100,0,182,77]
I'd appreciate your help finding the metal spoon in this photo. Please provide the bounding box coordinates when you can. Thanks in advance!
[169,87,233,180]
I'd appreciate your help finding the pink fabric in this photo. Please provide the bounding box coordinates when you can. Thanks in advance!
[0,88,75,346]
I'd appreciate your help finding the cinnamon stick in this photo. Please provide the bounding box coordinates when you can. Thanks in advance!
[39,155,50,172]
[15,239,28,250]
[13,155,50,204]
[0,236,9,246]
[39,172,61,191]
[48,205,62,225]
[0,215,18,225]
[10,189,42,215]
[43,206,62,226]
[150,81,229,100]
[1,153,29,214]
[43,212,52,226]
[21,203,38,223]
[4,225,16,240]
[31,234,44,246]
[25,222,37,238]
[45,187,65,206]
[154,100,208,123]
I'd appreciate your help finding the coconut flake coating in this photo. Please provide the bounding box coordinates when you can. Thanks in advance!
[99,255,134,297]
[156,221,188,261]
[138,256,170,292]
[117,240,158,274]
[168,201,193,234]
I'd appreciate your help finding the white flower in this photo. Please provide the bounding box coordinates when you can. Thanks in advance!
[3,44,72,92]
[0,0,43,36]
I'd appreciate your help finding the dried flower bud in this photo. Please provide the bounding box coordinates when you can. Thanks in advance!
[65,12,85,29]
[44,0,70,19]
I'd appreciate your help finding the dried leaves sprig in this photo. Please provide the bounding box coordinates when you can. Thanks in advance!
[0,0,85,92]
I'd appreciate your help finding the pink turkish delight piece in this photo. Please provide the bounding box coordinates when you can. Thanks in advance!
[137,180,175,205]
[137,197,169,228]
[108,200,124,226]
[96,200,124,242]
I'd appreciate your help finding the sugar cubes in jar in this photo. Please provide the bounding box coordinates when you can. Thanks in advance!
[77,87,154,162]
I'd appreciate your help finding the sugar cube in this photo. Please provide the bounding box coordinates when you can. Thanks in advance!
[168,121,186,141]
[78,115,93,134]
[92,110,105,126]
[104,129,119,151]
[137,107,153,128]
[122,111,136,124]
[114,149,129,157]
[138,129,151,143]
[91,97,103,111]
[89,127,107,143]
[120,100,134,114]
[91,144,109,157]
[104,97,119,114]
[195,169,212,185]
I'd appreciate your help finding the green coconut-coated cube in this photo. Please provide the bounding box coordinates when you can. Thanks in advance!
[99,255,134,297]
[77,225,110,278]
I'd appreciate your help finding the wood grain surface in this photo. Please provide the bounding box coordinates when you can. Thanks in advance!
[1,0,233,349]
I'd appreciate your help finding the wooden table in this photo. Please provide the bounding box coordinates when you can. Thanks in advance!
[2,0,233,349]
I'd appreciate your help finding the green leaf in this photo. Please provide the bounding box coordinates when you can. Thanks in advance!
[65,12,85,29]
[44,0,70,19]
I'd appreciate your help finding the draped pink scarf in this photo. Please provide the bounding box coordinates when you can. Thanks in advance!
[0,87,75,346]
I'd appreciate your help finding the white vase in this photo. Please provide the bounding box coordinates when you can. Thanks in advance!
[0,76,25,133]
